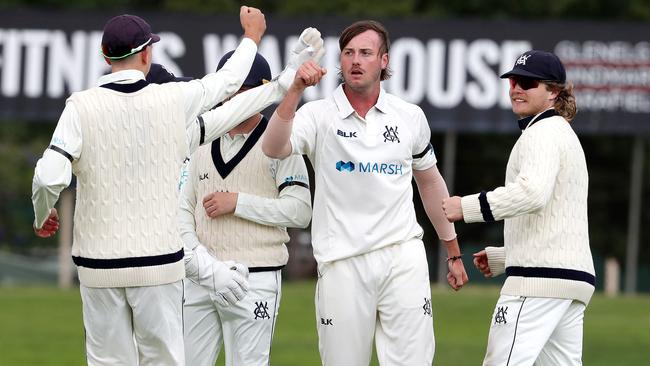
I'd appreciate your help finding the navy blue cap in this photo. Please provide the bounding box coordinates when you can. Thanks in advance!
[500,50,566,84]
[217,51,271,88]
[101,14,160,60]
[146,63,193,84]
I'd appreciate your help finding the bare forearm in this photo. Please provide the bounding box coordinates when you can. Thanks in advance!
[414,167,456,241]
[262,86,304,159]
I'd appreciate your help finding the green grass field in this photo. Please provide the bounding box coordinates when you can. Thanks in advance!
[1,282,648,365]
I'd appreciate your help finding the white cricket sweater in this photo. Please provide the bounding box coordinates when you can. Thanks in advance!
[461,110,595,304]
[70,82,187,287]
[192,126,290,268]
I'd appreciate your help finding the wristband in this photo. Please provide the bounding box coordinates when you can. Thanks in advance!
[446,255,463,262]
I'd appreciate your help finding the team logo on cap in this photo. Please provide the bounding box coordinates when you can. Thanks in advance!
[516,54,531,66]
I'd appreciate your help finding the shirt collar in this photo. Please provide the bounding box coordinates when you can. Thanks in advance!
[333,84,389,119]
[518,108,558,131]
[97,69,146,87]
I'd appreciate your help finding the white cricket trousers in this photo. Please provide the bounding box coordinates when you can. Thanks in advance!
[183,270,282,366]
[316,239,434,366]
[80,280,184,366]
[483,295,586,366]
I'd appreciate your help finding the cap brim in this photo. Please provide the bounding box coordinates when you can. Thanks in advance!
[151,33,160,43]
[500,69,546,80]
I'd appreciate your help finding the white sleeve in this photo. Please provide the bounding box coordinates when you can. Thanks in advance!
[181,38,258,129]
[178,158,202,251]
[288,103,318,159]
[485,246,506,276]
[461,126,561,223]
[32,102,81,228]
[412,107,436,171]
[235,154,312,228]
[186,80,286,153]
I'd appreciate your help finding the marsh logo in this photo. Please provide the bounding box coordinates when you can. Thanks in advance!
[336,160,404,175]
[359,162,404,175]
[336,161,355,172]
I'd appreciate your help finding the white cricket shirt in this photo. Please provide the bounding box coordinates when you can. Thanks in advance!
[290,85,436,263]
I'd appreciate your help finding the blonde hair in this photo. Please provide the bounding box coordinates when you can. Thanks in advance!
[546,81,577,122]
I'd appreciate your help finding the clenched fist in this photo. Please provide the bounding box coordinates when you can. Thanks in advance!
[240,6,266,44]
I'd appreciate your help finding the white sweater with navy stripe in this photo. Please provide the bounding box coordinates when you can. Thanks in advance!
[461,110,595,305]
[70,84,187,288]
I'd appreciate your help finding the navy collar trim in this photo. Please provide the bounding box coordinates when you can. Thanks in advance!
[100,79,149,93]
[211,116,268,179]
[518,109,558,131]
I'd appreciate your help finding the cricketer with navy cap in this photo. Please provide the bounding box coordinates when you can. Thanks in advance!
[179,51,313,366]
[443,50,595,365]
[31,8,325,365]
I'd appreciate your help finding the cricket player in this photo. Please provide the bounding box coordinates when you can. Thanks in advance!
[263,20,468,365]
[31,8,324,365]
[179,51,312,366]
[442,50,596,365]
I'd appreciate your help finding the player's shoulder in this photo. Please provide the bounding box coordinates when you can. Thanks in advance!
[297,95,338,118]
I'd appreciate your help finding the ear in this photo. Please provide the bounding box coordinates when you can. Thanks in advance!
[104,57,112,66]
[140,46,151,66]
[548,88,559,101]
[381,52,389,72]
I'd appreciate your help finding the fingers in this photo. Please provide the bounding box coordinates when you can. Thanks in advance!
[34,214,60,238]
[232,263,249,278]
[300,27,322,45]
[441,196,463,223]
[296,61,327,86]
[231,271,249,292]
[219,291,238,306]
[313,46,326,64]
[472,250,492,277]
[202,193,219,218]
[240,6,266,44]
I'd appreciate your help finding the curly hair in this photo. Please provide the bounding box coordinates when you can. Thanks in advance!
[545,81,578,122]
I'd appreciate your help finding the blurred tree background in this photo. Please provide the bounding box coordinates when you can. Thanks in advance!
[1,0,649,287]
[1,0,649,19]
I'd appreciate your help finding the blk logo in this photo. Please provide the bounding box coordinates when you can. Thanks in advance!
[199,173,209,181]
[516,54,531,65]
[321,317,333,326]
[337,129,357,138]
[336,161,355,172]
[423,298,432,317]
[494,306,508,325]
[253,301,270,320]
[383,125,400,143]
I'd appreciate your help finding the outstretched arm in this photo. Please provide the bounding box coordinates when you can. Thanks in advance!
[414,166,468,290]
[187,28,326,153]
[444,126,561,224]
[262,61,326,159]
[181,6,265,124]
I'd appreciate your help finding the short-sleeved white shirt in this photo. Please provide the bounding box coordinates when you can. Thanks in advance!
[290,84,437,263]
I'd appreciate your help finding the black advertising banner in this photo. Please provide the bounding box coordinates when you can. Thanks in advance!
[1,9,649,134]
